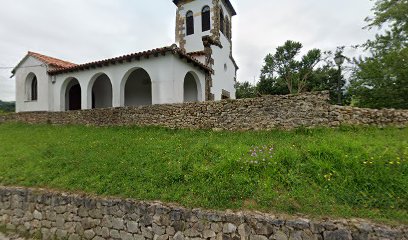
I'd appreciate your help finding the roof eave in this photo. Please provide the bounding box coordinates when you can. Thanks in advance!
[48,47,213,76]
[11,54,30,75]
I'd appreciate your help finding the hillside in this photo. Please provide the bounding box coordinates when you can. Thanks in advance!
[0,123,407,224]
[0,100,15,112]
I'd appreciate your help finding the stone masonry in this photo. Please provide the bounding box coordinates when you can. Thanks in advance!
[0,92,407,131]
[1,187,407,240]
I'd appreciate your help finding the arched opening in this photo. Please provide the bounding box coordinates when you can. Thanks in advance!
[186,11,194,36]
[123,68,152,107]
[90,74,112,109]
[64,78,82,111]
[219,8,224,35]
[183,72,201,102]
[202,6,211,32]
[25,73,38,101]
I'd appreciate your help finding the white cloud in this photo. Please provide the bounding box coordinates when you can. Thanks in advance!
[0,0,376,101]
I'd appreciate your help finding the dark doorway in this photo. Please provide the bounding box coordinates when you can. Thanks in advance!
[124,68,152,107]
[91,74,112,109]
[68,84,81,110]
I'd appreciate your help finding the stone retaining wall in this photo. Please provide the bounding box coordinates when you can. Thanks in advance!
[1,92,407,130]
[1,187,407,240]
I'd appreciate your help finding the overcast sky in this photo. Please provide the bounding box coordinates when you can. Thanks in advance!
[0,0,376,101]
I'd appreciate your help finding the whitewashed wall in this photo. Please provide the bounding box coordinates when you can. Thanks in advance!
[211,35,236,100]
[180,0,213,52]
[14,57,52,112]
[52,54,205,112]
[177,0,237,100]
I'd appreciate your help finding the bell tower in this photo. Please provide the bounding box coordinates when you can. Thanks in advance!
[173,0,236,52]
[172,0,238,100]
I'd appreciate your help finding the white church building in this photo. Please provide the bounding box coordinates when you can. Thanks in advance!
[12,0,238,113]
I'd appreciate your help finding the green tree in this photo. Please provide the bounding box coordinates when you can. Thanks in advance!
[308,63,348,105]
[235,81,257,99]
[259,40,322,94]
[349,0,408,109]
[349,49,408,108]
[258,41,347,103]
[366,0,408,51]
[257,76,289,96]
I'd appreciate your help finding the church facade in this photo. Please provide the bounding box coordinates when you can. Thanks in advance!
[12,0,238,112]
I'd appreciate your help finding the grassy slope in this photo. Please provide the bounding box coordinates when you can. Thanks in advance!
[0,123,407,224]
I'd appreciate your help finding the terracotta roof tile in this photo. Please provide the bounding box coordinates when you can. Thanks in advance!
[27,51,77,69]
[48,45,212,75]
[188,51,206,56]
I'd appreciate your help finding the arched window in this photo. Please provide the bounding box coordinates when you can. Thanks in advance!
[225,17,230,39]
[25,73,38,101]
[219,8,224,35]
[202,6,211,32]
[31,76,38,101]
[186,11,194,36]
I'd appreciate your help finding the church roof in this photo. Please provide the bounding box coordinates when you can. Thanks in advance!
[28,51,77,69]
[48,45,212,76]
[172,0,237,16]
[12,51,77,74]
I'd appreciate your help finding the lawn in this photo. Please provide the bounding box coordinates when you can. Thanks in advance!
[0,123,407,224]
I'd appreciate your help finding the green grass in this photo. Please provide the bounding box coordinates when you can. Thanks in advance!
[0,123,407,224]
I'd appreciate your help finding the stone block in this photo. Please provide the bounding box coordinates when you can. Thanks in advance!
[153,223,166,235]
[56,229,68,239]
[270,231,287,240]
[184,228,201,237]
[286,220,309,230]
[68,233,81,240]
[173,231,185,240]
[112,217,125,230]
[250,235,268,240]
[323,229,352,240]
[142,226,154,239]
[33,210,42,220]
[101,227,110,238]
[92,236,105,240]
[255,222,274,235]
[128,221,140,233]
[166,226,176,235]
[204,230,217,238]
[84,229,96,240]
[223,223,237,234]
[110,229,121,239]
[120,230,134,240]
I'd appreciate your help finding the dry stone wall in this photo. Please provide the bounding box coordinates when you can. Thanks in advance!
[1,187,407,240]
[0,92,408,130]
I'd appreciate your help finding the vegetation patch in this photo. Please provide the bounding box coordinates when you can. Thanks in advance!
[0,123,407,224]
[0,100,15,113]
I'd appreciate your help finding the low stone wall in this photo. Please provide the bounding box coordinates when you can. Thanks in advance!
[329,105,408,127]
[1,187,407,240]
[1,92,407,130]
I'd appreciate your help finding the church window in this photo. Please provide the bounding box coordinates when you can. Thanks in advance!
[220,8,224,35]
[26,73,38,101]
[186,11,194,36]
[202,6,211,32]
[31,76,38,101]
